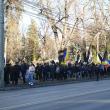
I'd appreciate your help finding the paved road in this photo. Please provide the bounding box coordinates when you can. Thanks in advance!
[0,80,110,110]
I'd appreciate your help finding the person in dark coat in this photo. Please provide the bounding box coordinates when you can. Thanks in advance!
[107,66,110,76]
[50,61,56,80]
[67,63,73,79]
[95,64,99,81]
[20,61,28,84]
[42,63,48,81]
[39,64,43,81]
[98,64,104,79]
[35,63,39,80]
[11,62,21,85]
[4,63,11,84]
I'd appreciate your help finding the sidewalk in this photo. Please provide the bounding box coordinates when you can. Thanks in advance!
[1,78,109,91]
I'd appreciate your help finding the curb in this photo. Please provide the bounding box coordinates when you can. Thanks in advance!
[0,78,110,91]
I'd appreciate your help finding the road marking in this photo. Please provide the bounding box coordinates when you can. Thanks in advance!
[53,99,110,104]
[82,99,110,103]
[0,88,110,110]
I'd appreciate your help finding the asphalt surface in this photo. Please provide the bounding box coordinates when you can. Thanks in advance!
[0,80,110,110]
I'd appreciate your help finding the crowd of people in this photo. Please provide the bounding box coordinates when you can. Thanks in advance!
[4,60,110,86]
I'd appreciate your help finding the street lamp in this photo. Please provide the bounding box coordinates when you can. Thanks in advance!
[0,0,4,87]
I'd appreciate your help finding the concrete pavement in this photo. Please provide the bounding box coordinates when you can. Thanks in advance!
[0,80,110,110]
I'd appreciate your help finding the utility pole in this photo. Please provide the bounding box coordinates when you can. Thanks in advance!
[62,0,67,49]
[0,0,4,87]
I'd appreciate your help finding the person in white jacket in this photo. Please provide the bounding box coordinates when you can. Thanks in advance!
[28,63,35,85]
